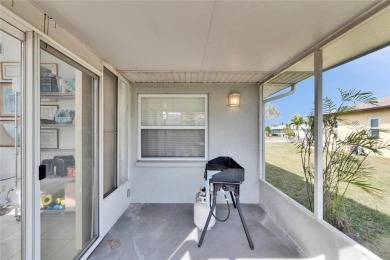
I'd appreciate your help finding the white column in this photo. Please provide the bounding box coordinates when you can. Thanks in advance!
[25,31,41,260]
[259,84,265,180]
[314,49,323,220]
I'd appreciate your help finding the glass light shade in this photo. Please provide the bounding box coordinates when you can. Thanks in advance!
[228,93,240,107]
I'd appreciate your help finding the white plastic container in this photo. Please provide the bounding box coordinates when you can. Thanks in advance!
[194,202,215,230]
[15,190,21,207]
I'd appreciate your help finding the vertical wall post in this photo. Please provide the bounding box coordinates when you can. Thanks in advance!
[314,49,323,220]
[25,31,40,260]
[259,84,265,180]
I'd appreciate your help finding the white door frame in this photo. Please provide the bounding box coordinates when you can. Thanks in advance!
[1,16,36,260]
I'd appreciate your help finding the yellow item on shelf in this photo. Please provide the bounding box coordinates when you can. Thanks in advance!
[60,199,65,206]
[42,194,52,206]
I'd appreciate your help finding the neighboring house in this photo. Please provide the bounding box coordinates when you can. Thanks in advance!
[293,124,310,140]
[337,96,390,158]
[270,125,285,136]
[270,124,309,139]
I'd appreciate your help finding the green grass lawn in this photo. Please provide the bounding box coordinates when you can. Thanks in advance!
[265,141,390,259]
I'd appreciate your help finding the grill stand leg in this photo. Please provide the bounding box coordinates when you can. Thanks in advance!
[235,191,254,250]
[198,183,254,250]
[230,191,236,208]
[198,186,218,247]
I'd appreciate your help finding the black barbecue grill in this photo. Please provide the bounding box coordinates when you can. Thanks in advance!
[205,156,244,184]
[198,156,254,250]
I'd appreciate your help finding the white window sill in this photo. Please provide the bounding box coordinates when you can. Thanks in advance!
[135,160,207,168]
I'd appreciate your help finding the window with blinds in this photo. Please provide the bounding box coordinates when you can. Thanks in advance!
[369,117,380,138]
[139,94,207,160]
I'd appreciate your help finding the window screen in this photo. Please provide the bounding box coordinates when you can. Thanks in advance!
[103,67,118,197]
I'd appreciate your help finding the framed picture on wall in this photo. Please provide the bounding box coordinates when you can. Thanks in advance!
[1,62,20,81]
[0,120,21,147]
[41,129,59,149]
[41,63,58,76]
[41,105,58,121]
[0,82,20,117]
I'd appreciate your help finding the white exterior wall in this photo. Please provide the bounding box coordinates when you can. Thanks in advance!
[130,83,259,203]
[259,180,381,260]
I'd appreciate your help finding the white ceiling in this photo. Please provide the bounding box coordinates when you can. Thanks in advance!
[32,0,380,84]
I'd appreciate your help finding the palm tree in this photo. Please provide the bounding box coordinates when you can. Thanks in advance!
[296,88,389,229]
[265,126,272,137]
[290,114,304,141]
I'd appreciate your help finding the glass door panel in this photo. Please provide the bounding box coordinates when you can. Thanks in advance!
[0,28,23,260]
[39,45,98,259]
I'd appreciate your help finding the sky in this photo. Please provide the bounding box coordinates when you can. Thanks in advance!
[266,46,390,126]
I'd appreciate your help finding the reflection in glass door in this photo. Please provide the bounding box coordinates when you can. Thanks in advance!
[0,28,23,259]
[39,43,98,259]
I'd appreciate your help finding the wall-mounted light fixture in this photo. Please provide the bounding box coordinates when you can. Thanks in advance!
[228,93,240,107]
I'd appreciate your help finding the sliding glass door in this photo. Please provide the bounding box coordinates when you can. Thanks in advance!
[39,42,98,259]
[0,24,24,260]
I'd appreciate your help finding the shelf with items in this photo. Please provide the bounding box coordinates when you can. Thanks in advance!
[41,92,75,99]
[40,106,75,127]
[41,123,75,128]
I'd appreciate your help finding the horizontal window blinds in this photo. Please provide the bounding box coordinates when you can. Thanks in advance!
[141,129,205,158]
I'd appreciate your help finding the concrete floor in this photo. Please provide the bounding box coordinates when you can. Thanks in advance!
[89,204,307,260]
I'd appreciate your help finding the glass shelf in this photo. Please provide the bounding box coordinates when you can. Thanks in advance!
[41,123,74,128]
[41,149,75,152]
[41,92,75,99]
